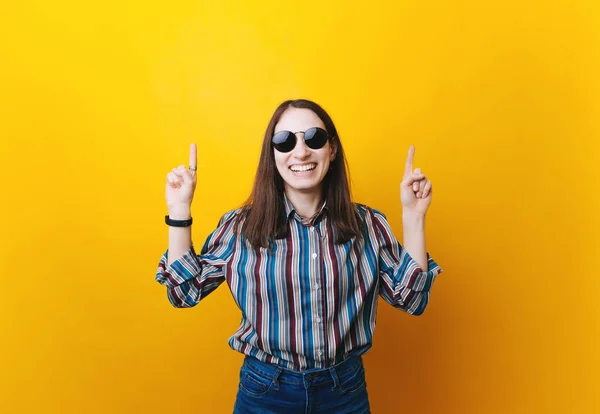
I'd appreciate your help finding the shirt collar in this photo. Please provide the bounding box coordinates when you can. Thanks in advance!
[283,192,328,224]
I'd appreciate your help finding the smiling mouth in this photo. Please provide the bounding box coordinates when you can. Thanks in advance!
[289,163,317,172]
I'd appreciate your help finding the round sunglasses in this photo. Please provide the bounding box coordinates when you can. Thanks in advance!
[272,127,331,153]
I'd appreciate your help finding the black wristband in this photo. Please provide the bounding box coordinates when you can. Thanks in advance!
[165,215,193,227]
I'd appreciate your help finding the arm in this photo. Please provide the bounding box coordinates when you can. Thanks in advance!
[166,205,193,268]
[155,210,237,308]
[373,209,443,316]
[402,211,428,272]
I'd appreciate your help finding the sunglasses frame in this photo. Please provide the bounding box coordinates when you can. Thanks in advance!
[271,127,332,153]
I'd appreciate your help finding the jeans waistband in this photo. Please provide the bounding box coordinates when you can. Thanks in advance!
[243,354,363,385]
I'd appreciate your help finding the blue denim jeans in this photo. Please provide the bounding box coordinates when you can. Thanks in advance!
[233,355,370,414]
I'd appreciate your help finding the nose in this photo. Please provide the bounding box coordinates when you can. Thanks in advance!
[291,132,311,158]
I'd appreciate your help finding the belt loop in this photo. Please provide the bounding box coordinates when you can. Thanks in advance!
[328,366,340,391]
[272,367,283,391]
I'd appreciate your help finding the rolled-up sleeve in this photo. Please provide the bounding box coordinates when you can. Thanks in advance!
[155,210,237,308]
[373,209,443,315]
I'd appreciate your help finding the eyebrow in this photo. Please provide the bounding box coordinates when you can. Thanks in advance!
[274,127,323,134]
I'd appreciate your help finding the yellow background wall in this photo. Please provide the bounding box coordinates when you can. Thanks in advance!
[1,1,598,413]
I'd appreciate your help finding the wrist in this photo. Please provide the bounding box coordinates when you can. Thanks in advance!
[402,210,426,226]
[168,206,191,220]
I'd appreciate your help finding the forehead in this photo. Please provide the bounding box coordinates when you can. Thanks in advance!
[274,107,325,133]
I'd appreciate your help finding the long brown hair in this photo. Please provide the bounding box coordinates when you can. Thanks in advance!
[235,99,363,248]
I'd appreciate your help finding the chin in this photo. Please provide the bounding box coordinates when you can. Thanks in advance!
[285,179,324,193]
[291,184,319,192]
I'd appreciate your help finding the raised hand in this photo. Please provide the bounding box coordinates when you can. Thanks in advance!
[400,145,432,216]
[165,143,198,215]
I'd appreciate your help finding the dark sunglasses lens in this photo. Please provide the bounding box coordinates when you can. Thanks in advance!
[272,131,296,152]
[304,128,328,149]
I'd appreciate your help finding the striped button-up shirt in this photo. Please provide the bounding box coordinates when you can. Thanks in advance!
[156,196,443,371]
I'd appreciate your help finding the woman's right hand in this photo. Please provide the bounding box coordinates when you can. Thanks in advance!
[165,143,197,215]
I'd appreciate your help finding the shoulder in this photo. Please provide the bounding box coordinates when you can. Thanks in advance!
[216,207,244,227]
[351,203,393,237]
[203,208,243,246]
[352,202,388,223]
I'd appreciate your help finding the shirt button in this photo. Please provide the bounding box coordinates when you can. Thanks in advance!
[318,351,323,356]
[316,317,322,323]
[312,253,317,259]
[314,284,320,290]
[311,227,315,231]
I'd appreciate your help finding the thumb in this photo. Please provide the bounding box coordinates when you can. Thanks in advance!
[180,169,193,185]
[402,172,425,187]
[173,168,193,185]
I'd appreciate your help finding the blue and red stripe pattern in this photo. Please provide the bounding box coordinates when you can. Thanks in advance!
[156,196,443,371]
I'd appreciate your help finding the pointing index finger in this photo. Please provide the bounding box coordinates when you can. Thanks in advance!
[404,145,415,176]
[189,143,197,171]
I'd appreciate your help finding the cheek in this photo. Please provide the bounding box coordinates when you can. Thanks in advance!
[318,149,331,169]
[273,152,287,173]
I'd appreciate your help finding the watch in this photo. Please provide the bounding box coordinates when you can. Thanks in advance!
[165,215,193,227]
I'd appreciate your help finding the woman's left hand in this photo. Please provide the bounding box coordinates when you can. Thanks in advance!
[400,145,433,216]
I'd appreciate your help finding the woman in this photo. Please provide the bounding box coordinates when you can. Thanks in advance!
[156,99,443,413]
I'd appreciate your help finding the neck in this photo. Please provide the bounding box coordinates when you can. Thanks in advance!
[285,188,323,219]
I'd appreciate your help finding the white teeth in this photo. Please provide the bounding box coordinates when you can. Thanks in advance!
[290,163,316,172]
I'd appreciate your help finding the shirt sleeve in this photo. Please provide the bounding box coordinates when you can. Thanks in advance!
[155,210,237,308]
[372,209,443,315]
